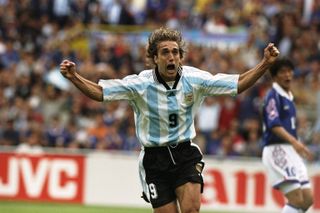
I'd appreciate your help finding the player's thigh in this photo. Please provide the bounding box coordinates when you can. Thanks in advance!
[280,182,313,208]
[302,188,314,208]
[284,187,305,207]
[153,200,180,213]
[175,182,201,212]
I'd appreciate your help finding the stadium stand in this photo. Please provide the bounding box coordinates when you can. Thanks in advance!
[0,0,319,161]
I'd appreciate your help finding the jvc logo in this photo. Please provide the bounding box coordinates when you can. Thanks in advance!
[0,153,84,203]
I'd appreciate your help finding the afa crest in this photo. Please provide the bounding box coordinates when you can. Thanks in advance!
[184,92,194,104]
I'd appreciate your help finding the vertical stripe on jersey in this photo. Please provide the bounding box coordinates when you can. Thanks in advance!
[183,104,193,139]
[167,94,179,143]
[147,86,160,144]
[182,77,194,139]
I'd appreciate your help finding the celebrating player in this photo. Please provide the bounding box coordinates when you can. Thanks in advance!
[60,27,279,213]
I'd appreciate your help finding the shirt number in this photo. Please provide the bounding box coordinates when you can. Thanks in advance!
[169,113,178,128]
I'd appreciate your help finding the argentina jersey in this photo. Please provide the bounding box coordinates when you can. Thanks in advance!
[262,82,297,146]
[98,66,239,147]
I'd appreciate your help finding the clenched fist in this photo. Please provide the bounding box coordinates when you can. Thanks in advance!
[60,60,77,79]
[264,43,280,64]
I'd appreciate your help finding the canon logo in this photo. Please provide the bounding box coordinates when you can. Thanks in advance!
[202,168,320,209]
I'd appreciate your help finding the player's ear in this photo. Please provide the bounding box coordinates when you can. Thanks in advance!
[154,55,158,64]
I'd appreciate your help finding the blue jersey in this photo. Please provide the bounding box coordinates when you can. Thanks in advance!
[262,83,297,146]
[98,66,239,147]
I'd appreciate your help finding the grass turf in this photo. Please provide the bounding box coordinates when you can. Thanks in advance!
[0,201,234,213]
[1,201,146,213]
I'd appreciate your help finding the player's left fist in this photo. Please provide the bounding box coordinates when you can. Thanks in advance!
[264,43,280,64]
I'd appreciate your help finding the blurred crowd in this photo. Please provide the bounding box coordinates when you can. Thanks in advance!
[0,0,320,161]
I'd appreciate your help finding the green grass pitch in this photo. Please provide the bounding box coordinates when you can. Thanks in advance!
[0,201,233,213]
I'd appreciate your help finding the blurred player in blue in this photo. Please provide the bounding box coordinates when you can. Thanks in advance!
[60,27,279,213]
[262,58,314,213]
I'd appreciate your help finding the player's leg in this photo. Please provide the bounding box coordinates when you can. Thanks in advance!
[262,145,313,213]
[301,188,313,212]
[281,204,303,213]
[282,187,304,213]
[287,146,314,212]
[175,182,201,213]
[280,183,313,212]
[139,148,180,212]
[153,200,180,213]
[171,142,204,213]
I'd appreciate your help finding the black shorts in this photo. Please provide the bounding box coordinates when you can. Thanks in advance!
[140,141,204,208]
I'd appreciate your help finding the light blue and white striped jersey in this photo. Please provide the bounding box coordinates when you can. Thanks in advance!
[98,65,239,147]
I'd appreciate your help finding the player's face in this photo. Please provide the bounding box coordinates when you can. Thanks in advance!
[154,41,181,82]
[274,66,294,91]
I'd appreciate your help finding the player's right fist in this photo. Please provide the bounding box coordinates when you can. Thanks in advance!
[60,60,76,79]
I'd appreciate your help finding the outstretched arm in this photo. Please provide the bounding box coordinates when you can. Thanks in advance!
[60,60,103,102]
[238,43,279,93]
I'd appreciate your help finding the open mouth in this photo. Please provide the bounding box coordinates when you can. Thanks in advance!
[167,64,175,70]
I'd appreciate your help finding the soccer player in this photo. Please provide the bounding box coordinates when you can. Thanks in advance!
[60,27,279,213]
[262,58,314,213]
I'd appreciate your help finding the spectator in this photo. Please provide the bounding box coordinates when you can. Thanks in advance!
[0,0,318,163]
[16,129,44,155]
[1,119,20,146]
[196,97,220,140]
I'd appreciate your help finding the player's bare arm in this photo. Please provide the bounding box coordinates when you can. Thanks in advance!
[238,43,280,93]
[60,60,103,102]
[271,126,314,161]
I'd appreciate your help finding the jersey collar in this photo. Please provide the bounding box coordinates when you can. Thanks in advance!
[272,82,294,101]
[153,66,182,90]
